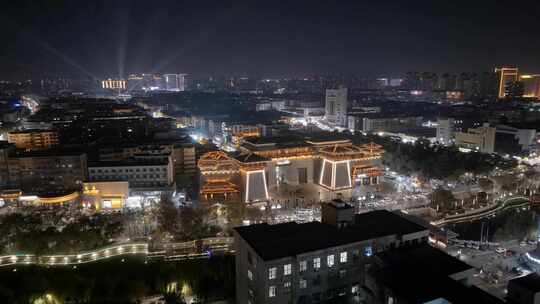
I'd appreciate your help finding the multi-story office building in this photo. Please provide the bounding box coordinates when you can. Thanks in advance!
[325,87,348,126]
[454,123,496,153]
[495,67,519,98]
[7,129,59,150]
[348,114,423,133]
[234,201,429,304]
[436,118,455,145]
[88,158,174,190]
[164,74,187,91]
[97,141,196,176]
[7,149,88,192]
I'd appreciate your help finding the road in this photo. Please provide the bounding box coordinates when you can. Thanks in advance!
[446,240,537,299]
[0,237,233,267]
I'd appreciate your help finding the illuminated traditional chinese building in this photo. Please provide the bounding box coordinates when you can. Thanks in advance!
[198,135,384,203]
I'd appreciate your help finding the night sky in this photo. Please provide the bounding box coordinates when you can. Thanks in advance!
[1,0,540,79]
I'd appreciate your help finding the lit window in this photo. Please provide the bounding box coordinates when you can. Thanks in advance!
[269,286,276,298]
[284,264,292,276]
[364,246,373,257]
[327,255,334,267]
[313,258,321,270]
[300,278,307,289]
[284,281,291,292]
[340,251,347,263]
[268,267,277,279]
[299,260,307,272]
[247,269,253,281]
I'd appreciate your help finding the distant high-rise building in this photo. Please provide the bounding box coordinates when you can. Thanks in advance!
[495,67,519,98]
[520,74,540,99]
[438,73,457,91]
[325,86,348,126]
[420,72,438,91]
[436,118,454,145]
[164,74,187,92]
[389,78,403,87]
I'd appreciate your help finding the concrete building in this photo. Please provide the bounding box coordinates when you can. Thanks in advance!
[88,158,174,191]
[454,123,496,153]
[495,124,537,155]
[348,114,423,133]
[98,141,196,176]
[7,129,59,150]
[233,202,429,304]
[7,149,88,192]
[366,244,503,304]
[325,87,348,126]
[436,118,455,145]
[507,273,540,304]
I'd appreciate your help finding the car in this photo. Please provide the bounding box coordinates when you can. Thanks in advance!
[528,239,538,245]
[520,241,527,247]
[495,247,506,254]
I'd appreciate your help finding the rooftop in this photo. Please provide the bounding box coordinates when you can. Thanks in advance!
[374,244,501,304]
[88,159,168,167]
[234,210,427,261]
[509,273,540,293]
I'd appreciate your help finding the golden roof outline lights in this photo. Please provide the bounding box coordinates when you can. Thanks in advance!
[200,179,240,195]
[245,169,269,203]
[319,142,383,161]
[319,159,352,190]
[495,67,519,98]
[198,151,239,172]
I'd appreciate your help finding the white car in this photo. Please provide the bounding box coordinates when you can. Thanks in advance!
[495,247,506,254]
[520,241,527,247]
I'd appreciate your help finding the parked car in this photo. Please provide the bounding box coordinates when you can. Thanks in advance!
[495,247,506,254]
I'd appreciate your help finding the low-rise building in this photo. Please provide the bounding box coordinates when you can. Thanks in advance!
[8,129,59,150]
[507,273,540,304]
[233,201,429,304]
[455,123,496,153]
[88,158,174,191]
[348,114,423,133]
[7,149,88,192]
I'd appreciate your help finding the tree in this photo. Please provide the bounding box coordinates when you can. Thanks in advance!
[224,201,246,226]
[162,291,186,304]
[430,187,456,212]
[157,195,181,238]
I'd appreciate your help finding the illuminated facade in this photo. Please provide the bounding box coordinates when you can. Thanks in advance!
[520,74,540,98]
[495,67,519,98]
[164,74,186,91]
[198,137,384,203]
[83,181,129,210]
[102,79,126,90]
[7,129,59,150]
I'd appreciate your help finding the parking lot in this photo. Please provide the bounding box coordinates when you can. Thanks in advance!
[445,239,538,299]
